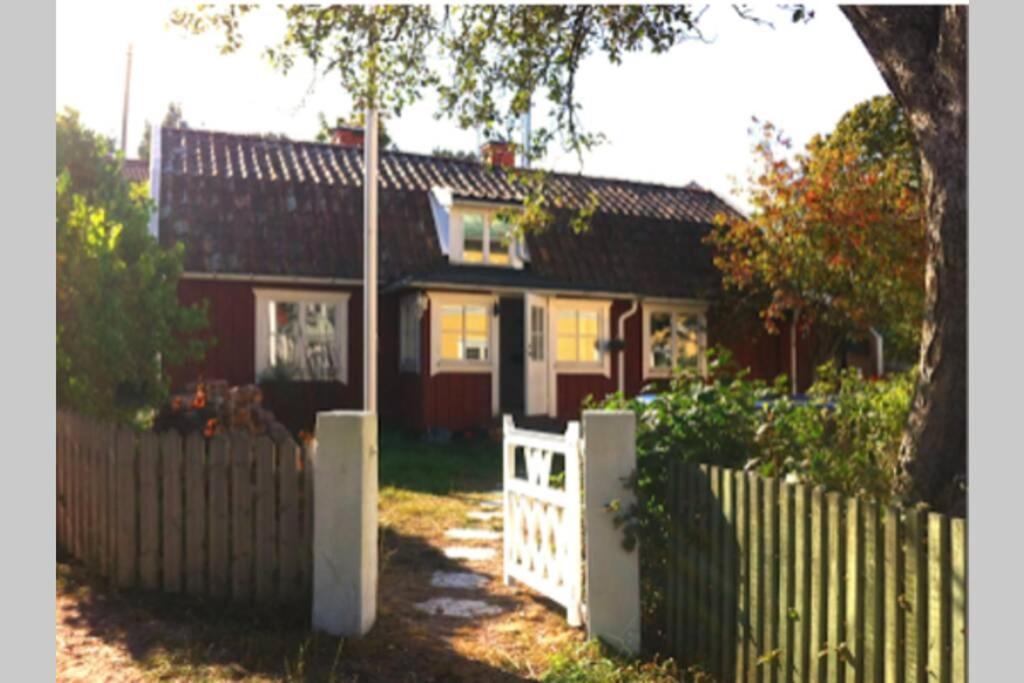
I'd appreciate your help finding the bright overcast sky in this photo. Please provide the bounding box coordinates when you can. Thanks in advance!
[56,3,889,210]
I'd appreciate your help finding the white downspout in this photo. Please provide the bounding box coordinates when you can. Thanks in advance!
[618,299,640,395]
[869,327,885,377]
[147,124,161,239]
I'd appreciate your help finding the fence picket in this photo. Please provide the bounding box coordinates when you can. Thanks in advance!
[139,432,160,590]
[779,482,794,683]
[231,432,254,603]
[793,484,810,683]
[763,477,779,683]
[115,429,137,588]
[825,492,844,683]
[208,436,229,598]
[667,461,679,662]
[747,473,763,683]
[254,437,277,602]
[278,437,301,601]
[734,471,749,681]
[845,497,864,683]
[184,432,206,596]
[161,431,183,593]
[300,441,314,593]
[863,501,883,683]
[904,508,928,683]
[950,519,966,683]
[884,506,904,683]
[709,466,724,679]
[721,469,737,683]
[808,489,827,683]
[928,513,951,683]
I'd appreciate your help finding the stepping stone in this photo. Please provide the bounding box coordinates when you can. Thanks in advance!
[445,528,502,542]
[430,571,489,590]
[478,500,501,509]
[444,546,496,561]
[467,511,502,522]
[414,597,502,618]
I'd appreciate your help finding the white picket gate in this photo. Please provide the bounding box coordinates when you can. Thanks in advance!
[501,415,584,626]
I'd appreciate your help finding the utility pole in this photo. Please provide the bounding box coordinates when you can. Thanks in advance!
[363,107,379,413]
[120,43,133,154]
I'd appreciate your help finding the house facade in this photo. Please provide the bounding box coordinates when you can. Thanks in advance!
[152,126,811,432]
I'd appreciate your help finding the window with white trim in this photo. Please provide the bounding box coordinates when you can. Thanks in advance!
[450,205,523,267]
[399,294,422,373]
[550,299,611,376]
[254,289,349,382]
[643,305,707,378]
[428,293,496,374]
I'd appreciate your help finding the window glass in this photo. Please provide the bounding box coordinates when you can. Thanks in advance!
[578,311,599,362]
[440,305,463,360]
[674,315,701,369]
[304,303,337,380]
[649,312,672,369]
[556,311,578,362]
[529,306,545,361]
[439,303,490,362]
[399,296,421,372]
[462,213,485,263]
[488,216,512,265]
[270,301,301,370]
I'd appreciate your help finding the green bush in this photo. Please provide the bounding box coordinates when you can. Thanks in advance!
[587,348,914,652]
[56,109,208,426]
[541,640,678,683]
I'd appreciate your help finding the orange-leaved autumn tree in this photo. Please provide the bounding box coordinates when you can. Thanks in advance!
[709,95,926,366]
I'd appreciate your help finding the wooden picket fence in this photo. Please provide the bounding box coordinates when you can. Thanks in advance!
[56,410,313,604]
[666,461,966,683]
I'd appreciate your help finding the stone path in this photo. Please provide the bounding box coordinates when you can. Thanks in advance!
[413,492,507,619]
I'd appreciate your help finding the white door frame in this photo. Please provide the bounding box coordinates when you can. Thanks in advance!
[523,292,551,416]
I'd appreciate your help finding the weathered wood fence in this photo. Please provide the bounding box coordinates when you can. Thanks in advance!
[56,410,313,604]
[667,462,966,683]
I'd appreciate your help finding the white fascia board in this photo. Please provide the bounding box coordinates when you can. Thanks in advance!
[429,186,453,255]
[148,124,161,239]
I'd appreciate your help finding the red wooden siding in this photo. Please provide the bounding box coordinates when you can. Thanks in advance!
[173,278,362,434]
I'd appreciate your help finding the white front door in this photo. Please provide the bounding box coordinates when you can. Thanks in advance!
[524,292,549,415]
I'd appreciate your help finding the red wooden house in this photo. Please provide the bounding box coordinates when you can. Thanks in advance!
[148,125,811,433]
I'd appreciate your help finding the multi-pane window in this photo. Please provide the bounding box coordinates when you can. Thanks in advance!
[255,289,349,383]
[454,208,517,266]
[644,306,705,377]
[556,310,600,364]
[439,303,491,362]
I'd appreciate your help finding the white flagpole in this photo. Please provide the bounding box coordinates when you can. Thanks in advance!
[363,108,379,412]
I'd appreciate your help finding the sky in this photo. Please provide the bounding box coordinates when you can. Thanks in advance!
[55,3,889,210]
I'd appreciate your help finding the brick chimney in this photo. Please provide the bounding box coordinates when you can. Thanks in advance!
[481,140,516,168]
[332,125,365,148]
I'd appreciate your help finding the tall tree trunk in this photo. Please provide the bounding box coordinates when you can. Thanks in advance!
[841,6,967,514]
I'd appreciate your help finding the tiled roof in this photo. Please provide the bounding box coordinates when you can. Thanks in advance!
[158,127,737,298]
[122,158,149,183]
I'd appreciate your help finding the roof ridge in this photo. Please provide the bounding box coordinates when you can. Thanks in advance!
[164,126,724,200]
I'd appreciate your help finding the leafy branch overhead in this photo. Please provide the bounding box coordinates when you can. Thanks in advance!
[169,5,804,235]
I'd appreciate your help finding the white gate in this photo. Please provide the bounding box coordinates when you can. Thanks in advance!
[501,415,584,626]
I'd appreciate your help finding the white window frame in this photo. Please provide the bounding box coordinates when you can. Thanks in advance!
[399,293,423,374]
[253,288,350,383]
[549,298,612,377]
[642,302,708,380]
[448,203,526,268]
[428,292,499,375]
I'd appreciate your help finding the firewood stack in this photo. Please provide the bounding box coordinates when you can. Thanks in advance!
[155,377,284,438]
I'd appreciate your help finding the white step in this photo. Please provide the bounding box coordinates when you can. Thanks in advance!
[467,511,502,522]
[443,546,496,561]
[430,571,489,590]
[445,528,502,542]
[413,597,502,618]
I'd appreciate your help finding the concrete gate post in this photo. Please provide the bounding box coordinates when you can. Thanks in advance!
[311,411,378,637]
[581,410,641,655]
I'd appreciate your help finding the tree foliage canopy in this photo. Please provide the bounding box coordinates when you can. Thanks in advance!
[138,102,187,162]
[57,109,208,425]
[709,95,926,361]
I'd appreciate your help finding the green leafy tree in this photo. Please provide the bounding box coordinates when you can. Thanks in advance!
[138,102,187,163]
[430,146,479,162]
[170,5,965,512]
[709,95,925,365]
[57,109,208,425]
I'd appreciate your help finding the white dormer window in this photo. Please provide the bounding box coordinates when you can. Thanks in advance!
[448,204,525,268]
